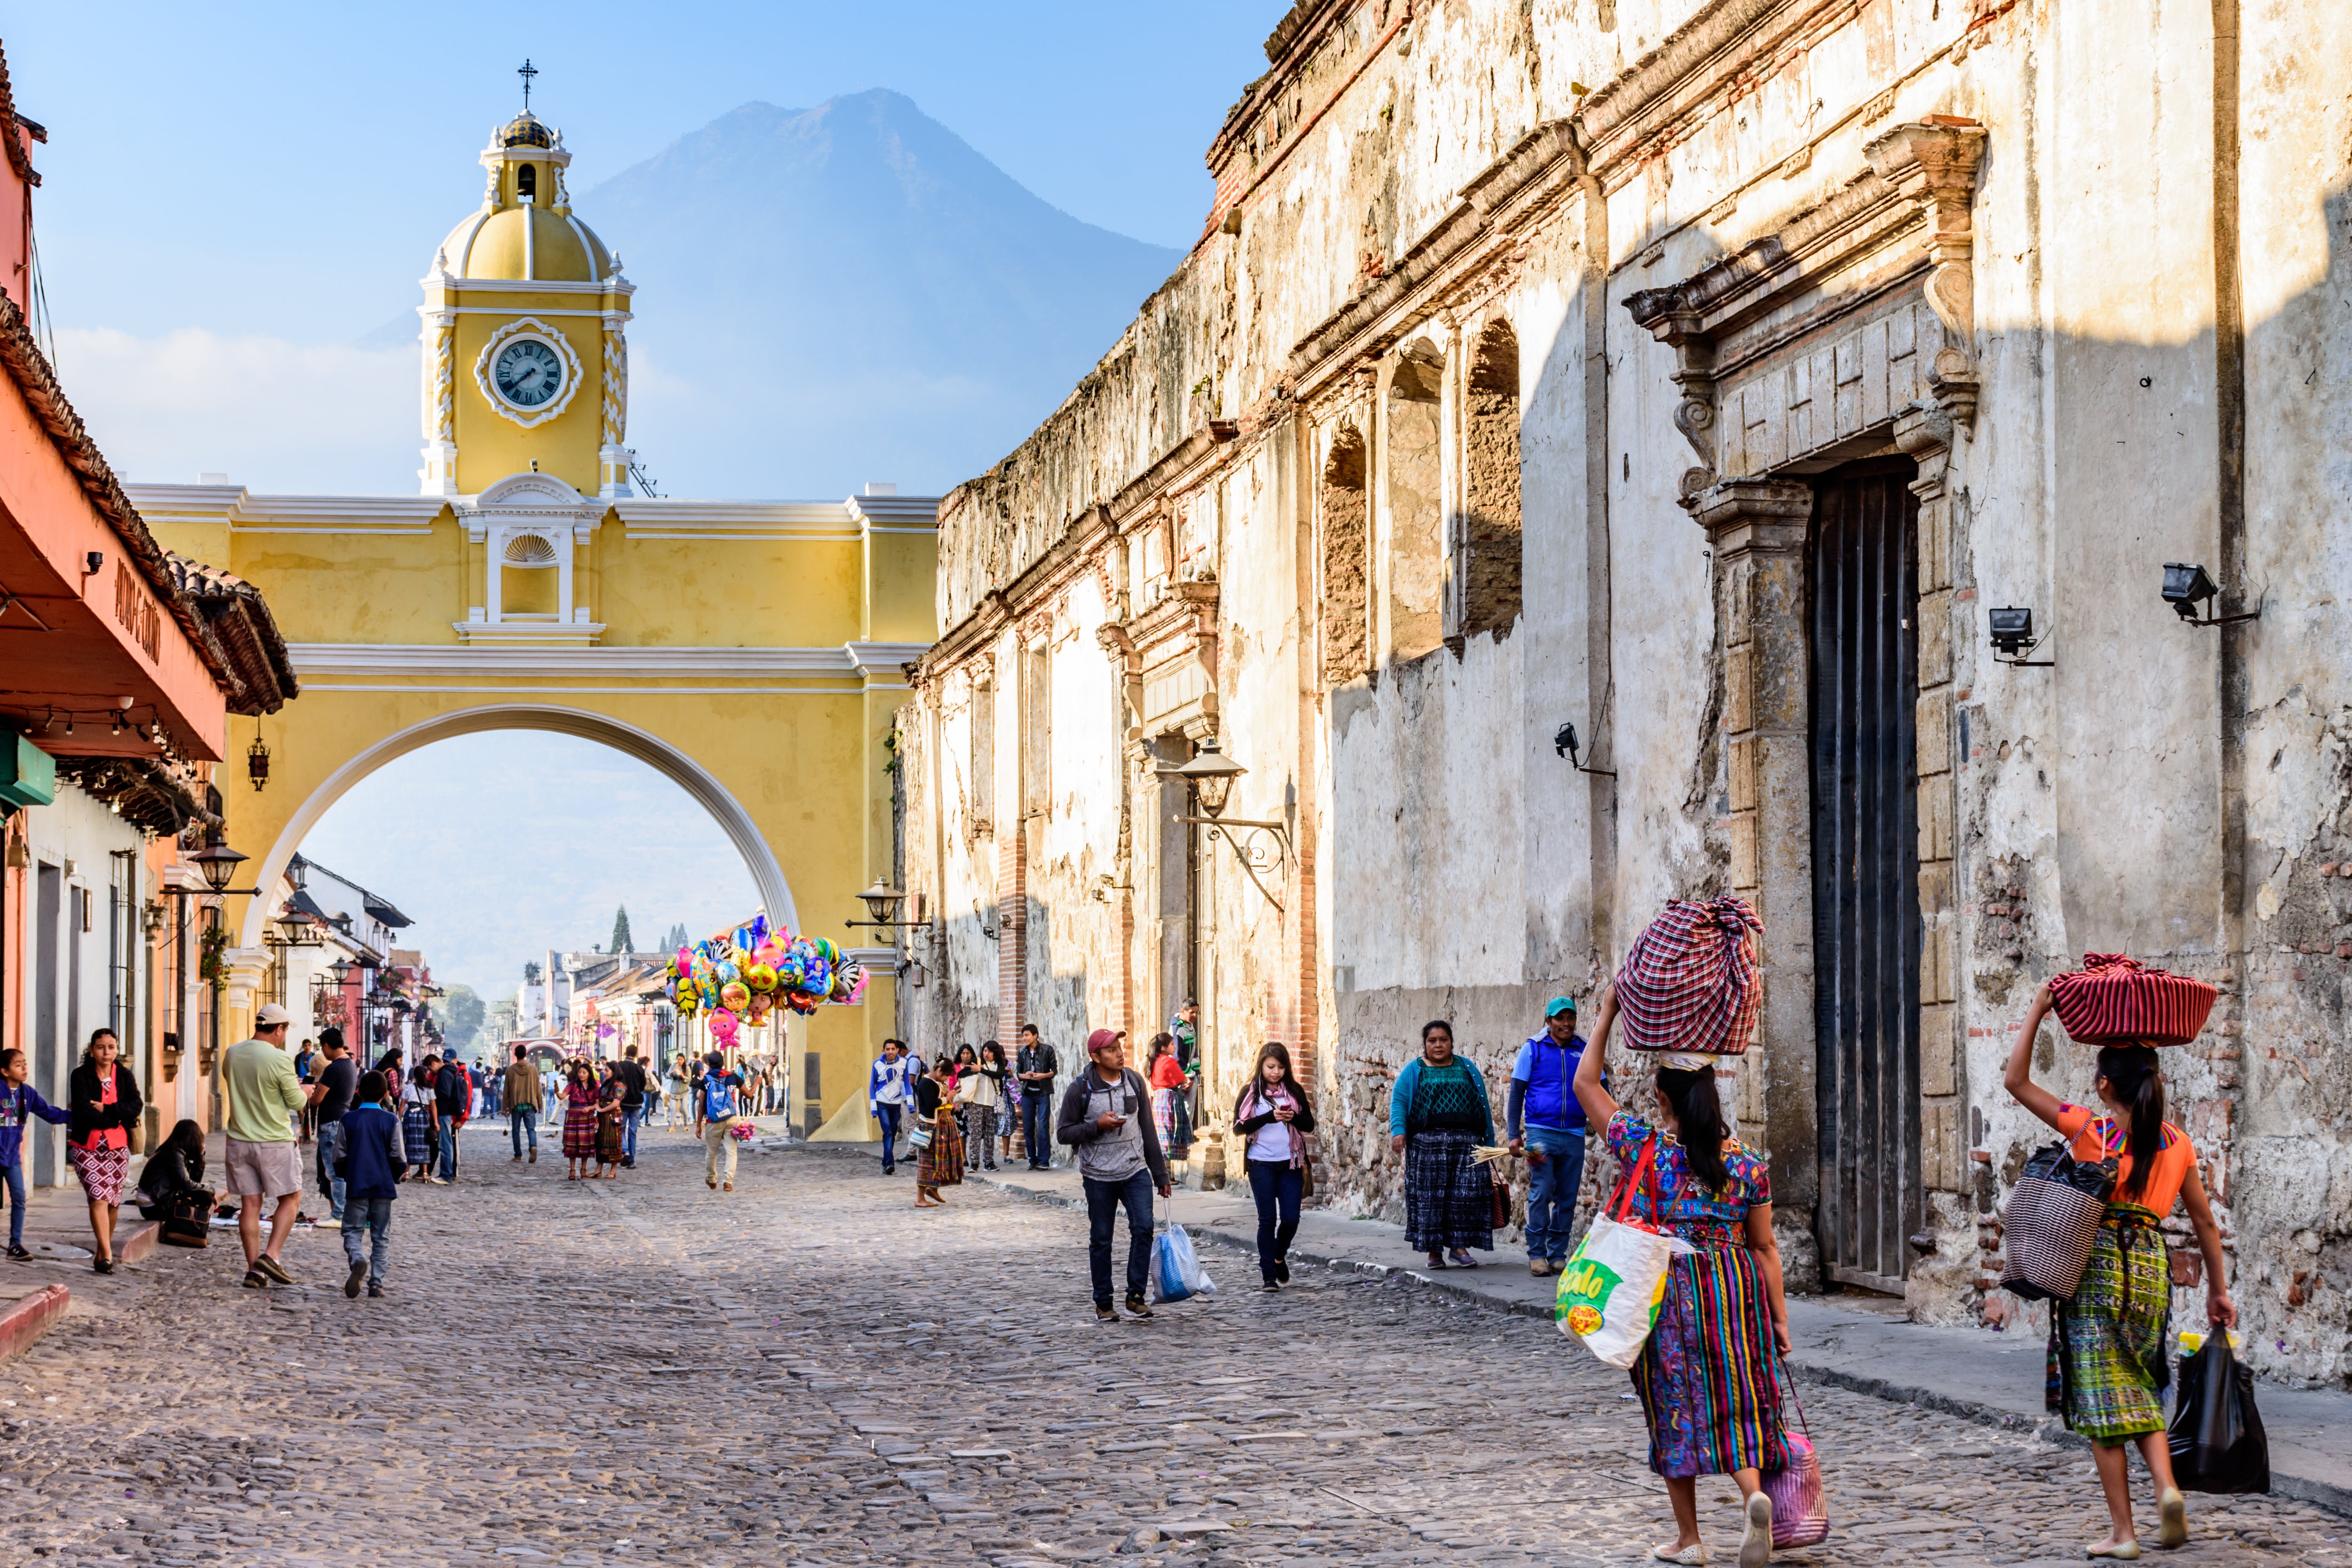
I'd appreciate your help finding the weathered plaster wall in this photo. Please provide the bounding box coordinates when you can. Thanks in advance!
[905,0,2352,1381]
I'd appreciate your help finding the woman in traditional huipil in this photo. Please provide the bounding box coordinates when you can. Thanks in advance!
[561,1061,601,1181]
[2004,980,2234,1559]
[1386,1020,1495,1268]
[1575,990,1790,1568]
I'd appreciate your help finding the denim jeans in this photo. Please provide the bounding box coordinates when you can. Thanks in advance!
[315,1121,347,1220]
[1022,1090,1055,1167]
[875,1102,902,1170]
[437,1114,461,1179]
[1,1160,24,1250]
[1083,1168,1155,1307]
[622,1107,641,1163]
[341,1196,393,1285]
[1523,1126,1589,1262]
[1246,1159,1304,1283]
[510,1105,538,1157]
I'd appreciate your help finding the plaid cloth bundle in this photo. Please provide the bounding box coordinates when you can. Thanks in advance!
[1614,897,1764,1056]
[2047,952,2216,1045]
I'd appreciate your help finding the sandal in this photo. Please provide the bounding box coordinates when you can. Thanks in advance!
[723,1183,733,1192]
[1652,1547,1707,1566]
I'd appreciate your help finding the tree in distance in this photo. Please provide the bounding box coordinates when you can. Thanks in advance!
[612,905,634,955]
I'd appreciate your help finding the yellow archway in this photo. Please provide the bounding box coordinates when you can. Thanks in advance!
[234,703,800,949]
[122,106,934,1135]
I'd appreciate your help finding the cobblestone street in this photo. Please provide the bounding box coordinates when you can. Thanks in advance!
[1,1127,2345,1568]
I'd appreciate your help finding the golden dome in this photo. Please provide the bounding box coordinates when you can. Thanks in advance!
[431,117,617,284]
[437,203,613,282]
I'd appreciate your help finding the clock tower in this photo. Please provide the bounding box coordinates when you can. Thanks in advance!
[417,103,634,500]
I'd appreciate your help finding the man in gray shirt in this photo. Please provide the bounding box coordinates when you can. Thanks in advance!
[1056,1029,1171,1322]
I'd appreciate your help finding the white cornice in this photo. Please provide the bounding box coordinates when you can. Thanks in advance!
[421,275,636,298]
[451,621,607,649]
[845,640,933,679]
[290,644,867,679]
[123,484,448,532]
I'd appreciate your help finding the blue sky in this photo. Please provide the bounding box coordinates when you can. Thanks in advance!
[8,3,1279,996]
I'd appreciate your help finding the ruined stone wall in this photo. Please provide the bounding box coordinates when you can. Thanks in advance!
[907,0,2352,1381]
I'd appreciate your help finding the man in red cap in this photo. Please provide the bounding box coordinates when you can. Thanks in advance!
[1056,1029,1172,1321]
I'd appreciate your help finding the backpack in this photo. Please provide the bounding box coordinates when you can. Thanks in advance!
[703,1072,737,1122]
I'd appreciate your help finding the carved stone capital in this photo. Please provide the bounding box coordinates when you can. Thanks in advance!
[1685,476,1814,556]
[1894,401,1958,502]
[1866,119,1987,424]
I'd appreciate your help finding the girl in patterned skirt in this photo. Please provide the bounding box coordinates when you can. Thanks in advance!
[561,1062,601,1181]
[1575,990,1789,1568]
[2005,980,2234,1560]
[66,1029,143,1275]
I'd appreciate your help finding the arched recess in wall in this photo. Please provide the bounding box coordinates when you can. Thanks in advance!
[1384,344,1445,662]
[501,530,560,617]
[234,704,798,948]
[1459,318,1523,639]
[1321,423,1370,686]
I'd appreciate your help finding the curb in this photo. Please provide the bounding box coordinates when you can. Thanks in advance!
[115,1222,159,1265]
[0,1285,70,1365]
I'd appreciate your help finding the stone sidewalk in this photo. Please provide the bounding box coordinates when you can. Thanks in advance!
[823,1138,2352,1517]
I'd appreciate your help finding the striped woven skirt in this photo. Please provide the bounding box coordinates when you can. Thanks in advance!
[1403,1128,1494,1252]
[1631,1233,1789,1479]
[2049,1204,2171,1441]
[563,1101,599,1160]
[400,1104,432,1166]
[917,1109,963,1189]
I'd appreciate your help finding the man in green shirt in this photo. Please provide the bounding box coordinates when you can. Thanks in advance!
[223,1003,310,1288]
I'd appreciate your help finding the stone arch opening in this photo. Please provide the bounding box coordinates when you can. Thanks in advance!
[1321,422,1370,686]
[1458,318,1522,639]
[1383,344,1445,663]
[235,704,798,949]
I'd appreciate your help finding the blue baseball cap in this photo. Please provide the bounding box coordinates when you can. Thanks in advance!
[1545,996,1577,1019]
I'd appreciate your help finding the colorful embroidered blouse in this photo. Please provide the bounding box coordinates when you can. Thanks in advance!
[1603,1110,1772,1233]
[2057,1104,2194,1216]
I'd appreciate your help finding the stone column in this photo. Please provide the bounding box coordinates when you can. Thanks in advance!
[1687,475,1821,1286]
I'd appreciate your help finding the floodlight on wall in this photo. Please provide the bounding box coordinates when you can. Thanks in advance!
[2162,562,2260,628]
[1987,606,2052,667]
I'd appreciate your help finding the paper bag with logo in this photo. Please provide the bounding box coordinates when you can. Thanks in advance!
[1555,1136,1692,1368]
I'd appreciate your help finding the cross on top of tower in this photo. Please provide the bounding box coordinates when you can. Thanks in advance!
[518,58,538,111]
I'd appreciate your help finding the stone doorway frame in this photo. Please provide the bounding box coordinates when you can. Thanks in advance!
[1626,119,1985,1291]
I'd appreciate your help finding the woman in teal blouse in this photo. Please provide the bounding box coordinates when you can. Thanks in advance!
[1386,1020,1496,1267]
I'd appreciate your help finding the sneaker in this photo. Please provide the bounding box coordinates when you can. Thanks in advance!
[1274,1258,1291,1284]
[511,1154,523,1162]
[344,1259,367,1298]
[366,1281,385,1298]
[1124,1295,1154,1320]
[1095,1304,1119,1323]
[255,1255,296,1286]
[1260,1280,1281,1292]
[1530,1258,1551,1277]
[242,1270,268,1289]
[428,1176,448,1186]
[5,1245,29,1261]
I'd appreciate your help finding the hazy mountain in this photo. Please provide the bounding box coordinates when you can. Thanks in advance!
[377,91,1182,499]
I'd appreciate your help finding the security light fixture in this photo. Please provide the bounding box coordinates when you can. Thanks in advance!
[2163,562,2260,628]
[1174,737,1246,819]
[1987,606,2053,666]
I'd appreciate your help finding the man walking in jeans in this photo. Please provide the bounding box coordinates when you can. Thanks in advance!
[1015,1024,1058,1170]
[1056,1029,1170,1322]
[868,1039,915,1175]
[505,1044,544,1162]
[1506,996,1602,1276]
[613,1046,649,1168]
[433,1054,470,1183]
[305,1030,356,1222]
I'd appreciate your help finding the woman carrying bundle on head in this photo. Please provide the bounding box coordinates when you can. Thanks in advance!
[1574,983,1789,1568]
[2004,978,2234,1560]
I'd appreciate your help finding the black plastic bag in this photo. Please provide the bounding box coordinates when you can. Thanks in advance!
[2168,1336,2270,1495]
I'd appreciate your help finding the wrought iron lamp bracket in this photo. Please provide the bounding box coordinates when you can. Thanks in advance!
[1178,816,1291,913]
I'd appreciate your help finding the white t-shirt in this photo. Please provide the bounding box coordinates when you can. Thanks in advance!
[1242,1085,1298,1163]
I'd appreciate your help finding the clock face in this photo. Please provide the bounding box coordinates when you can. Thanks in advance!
[493,337,566,408]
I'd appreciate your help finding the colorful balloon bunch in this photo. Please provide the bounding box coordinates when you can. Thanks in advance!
[664,913,865,1043]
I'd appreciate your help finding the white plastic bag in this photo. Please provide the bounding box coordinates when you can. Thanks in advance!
[1152,1220,1217,1302]
[1555,1137,1692,1368]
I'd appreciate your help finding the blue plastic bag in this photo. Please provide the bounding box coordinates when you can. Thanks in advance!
[1152,1221,1216,1303]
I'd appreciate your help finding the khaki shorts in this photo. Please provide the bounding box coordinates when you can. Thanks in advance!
[224,1138,303,1200]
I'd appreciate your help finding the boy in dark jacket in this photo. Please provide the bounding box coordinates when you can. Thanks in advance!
[336,1071,404,1298]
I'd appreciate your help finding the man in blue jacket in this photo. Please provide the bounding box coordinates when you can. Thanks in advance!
[336,1070,404,1298]
[1507,997,1602,1277]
